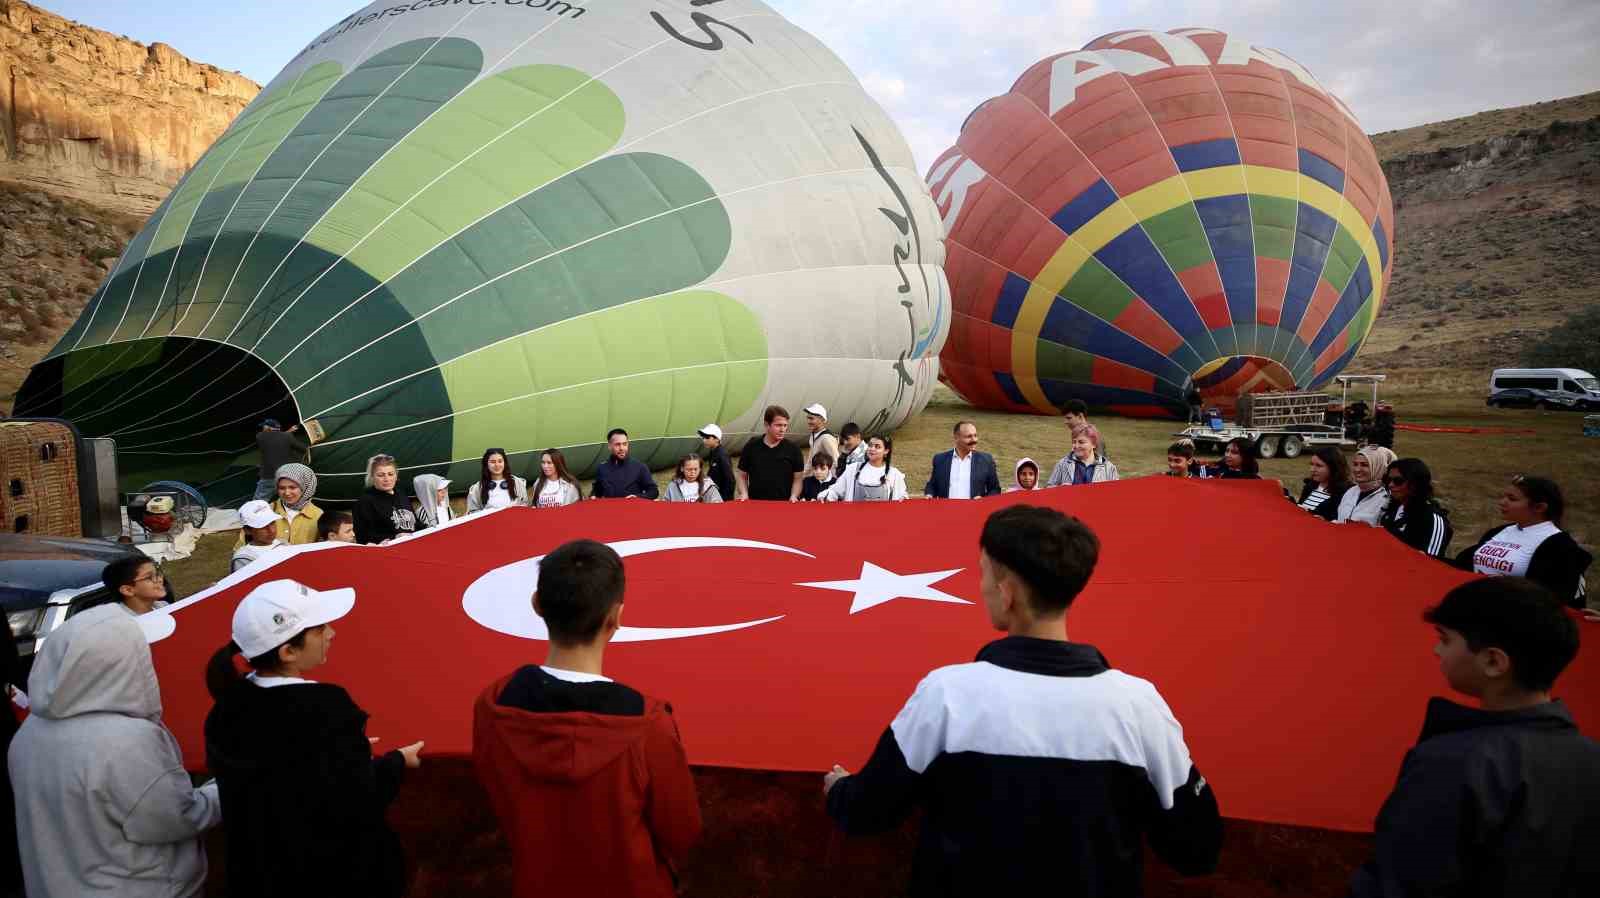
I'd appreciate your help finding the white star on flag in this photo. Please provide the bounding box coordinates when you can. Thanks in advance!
[797,562,972,615]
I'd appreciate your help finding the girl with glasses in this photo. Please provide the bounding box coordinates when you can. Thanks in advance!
[1378,458,1453,558]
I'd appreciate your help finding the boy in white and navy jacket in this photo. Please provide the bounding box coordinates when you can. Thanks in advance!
[824,505,1221,897]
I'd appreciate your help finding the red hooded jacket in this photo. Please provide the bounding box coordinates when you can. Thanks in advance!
[473,668,702,898]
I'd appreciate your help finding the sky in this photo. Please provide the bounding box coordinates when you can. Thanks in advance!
[42,0,1600,172]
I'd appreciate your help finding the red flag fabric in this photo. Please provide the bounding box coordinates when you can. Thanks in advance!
[144,478,1600,833]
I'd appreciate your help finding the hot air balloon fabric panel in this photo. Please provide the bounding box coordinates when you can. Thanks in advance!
[18,0,947,501]
[930,28,1393,416]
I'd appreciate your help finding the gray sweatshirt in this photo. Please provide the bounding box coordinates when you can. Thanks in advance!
[8,604,222,897]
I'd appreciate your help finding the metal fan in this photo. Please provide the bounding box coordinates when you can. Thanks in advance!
[127,480,209,536]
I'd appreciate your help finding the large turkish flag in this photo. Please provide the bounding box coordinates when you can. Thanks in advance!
[144,478,1600,832]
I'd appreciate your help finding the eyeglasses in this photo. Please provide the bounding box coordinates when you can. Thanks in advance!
[133,571,164,585]
[1384,475,1407,486]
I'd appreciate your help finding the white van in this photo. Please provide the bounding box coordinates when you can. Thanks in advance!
[1488,368,1600,409]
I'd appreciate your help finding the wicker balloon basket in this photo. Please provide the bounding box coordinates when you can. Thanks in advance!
[0,419,82,537]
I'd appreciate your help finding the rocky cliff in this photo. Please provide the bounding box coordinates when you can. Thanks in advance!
[0,0,259,215]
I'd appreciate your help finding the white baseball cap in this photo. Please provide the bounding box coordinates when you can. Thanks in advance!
[239,500,279,529]
[697,423,723,440]
[232,579,355,659]
[803,403,827,419]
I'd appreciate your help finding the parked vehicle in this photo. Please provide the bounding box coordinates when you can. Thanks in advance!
[0,534,172,677]
[1484,388,1541,409]
[1487,368,1600,410]
[1176,374,1391,458]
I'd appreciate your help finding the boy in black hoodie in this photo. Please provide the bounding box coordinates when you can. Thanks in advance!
[1351,577,1600,897]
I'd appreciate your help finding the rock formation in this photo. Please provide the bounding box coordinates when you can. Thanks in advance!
[0,0,259,215]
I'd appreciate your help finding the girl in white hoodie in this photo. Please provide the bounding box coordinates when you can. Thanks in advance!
[1008,458,1042,492]
[9,604,222,897]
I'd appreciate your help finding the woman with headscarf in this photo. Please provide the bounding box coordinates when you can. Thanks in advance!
[235,462,323,547]
[412,474,454,529]
[1335,446,1395,526]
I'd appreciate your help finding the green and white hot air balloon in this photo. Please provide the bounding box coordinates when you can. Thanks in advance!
[17,0,948,501]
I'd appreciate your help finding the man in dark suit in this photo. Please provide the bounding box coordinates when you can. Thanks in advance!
[924,421,1002,499]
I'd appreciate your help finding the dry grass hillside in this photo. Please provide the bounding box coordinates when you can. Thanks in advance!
[1370,92,1600,158]
[1354,91,1600,387]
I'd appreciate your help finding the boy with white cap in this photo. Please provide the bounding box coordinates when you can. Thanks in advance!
[231,500,286,573]
[204,579,423,898]
[803,403,839,468]
[698,423,736,504]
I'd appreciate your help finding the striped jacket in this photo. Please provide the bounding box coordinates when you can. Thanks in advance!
[1381,500,1453,558]
[826,637,1221,897]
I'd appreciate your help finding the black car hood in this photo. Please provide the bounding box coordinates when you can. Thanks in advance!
[0,534,141,611]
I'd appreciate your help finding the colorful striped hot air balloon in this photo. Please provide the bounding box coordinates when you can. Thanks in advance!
[15,0,947,502]
[929,28,1394,417]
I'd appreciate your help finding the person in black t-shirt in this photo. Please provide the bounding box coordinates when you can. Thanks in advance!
[737,405,805,501]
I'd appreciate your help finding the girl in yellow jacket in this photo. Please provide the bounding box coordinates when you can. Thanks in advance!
[235,463,323,547]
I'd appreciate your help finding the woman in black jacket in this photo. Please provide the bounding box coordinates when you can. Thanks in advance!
[1453,475,1592,607]
[204,579,424,898]
[1378,458,1453,559]
[352,454,416,544]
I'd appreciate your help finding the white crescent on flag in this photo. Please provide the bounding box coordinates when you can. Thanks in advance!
[461,537,815,642]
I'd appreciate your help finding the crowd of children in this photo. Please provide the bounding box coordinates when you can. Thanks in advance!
[8,503,1595,897]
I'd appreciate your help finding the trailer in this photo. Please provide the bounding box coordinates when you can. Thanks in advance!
[1176,375,1390,459]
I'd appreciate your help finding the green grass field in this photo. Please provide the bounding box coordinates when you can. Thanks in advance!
[164,380,1595,605]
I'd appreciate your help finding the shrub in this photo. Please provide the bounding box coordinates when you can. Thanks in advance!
[1522,304,1600,374]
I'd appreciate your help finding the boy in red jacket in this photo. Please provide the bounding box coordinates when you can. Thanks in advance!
[473,539,702,898]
